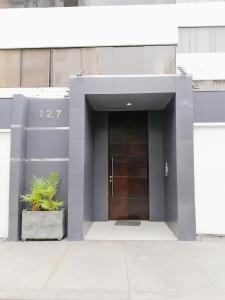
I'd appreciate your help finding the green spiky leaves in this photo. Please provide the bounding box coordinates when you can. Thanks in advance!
[21,172,64,211]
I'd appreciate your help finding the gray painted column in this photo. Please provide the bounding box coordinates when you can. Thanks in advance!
[94,112,108,221]
[176,76,196,240]
[8,95,28,241]
[148,111,165,221]
[164,97,179,237]
[83,102,94,235]
[68,81,86,240]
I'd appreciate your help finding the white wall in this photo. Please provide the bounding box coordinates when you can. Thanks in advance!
[177,53,225,80]
[1,3,225,50]
[177,2,225,27]
[194,124,225,235]
[0,5,177,49]
[0,131,11,238]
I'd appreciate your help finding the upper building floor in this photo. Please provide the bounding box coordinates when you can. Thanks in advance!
[1,0,225,8]
[0,2,225,90]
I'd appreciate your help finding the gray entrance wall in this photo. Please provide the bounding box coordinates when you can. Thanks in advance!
[194,91,225,122]
[148,111,165,221]
[164,97,178,236]
[8,95,69,241]
[164,78,196,240]
[83,102,94,234]
[69,75,196,241]
[8,95,27,241]
[176,77,196,240]
[93,111,108,221]
[3,86,224,241]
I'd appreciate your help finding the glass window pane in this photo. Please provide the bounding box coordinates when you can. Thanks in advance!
[82,47,113,75]
[215,28,225,52]
[196,28,212,52]
[113,47,143,75]
[189,28,197,52]
[0,50,20,88]
[79,0,175,5]
[51,48,81,87]
[82,48,103,75]
[143,46,176,74]
[0,0,10,8]
[21,49,50,87]
[177,28,190,53]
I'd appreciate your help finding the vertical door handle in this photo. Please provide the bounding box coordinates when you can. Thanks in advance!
[111,156,114,197]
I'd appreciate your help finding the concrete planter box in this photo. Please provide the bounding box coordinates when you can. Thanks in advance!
[21,209,65,241]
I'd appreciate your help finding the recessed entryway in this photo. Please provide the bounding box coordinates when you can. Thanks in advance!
[85,221,177,241]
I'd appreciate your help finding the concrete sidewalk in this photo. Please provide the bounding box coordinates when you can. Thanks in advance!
[0,240,225,300]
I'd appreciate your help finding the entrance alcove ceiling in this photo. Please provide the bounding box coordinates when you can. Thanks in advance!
[87,93,174,111]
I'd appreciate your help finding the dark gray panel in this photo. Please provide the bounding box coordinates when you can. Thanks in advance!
[0,99,12,129]
[27,98,69,127]
[8,161,26,241]
[8,95,28,241]
[176,77,196,241]
[111,77,176,95]
[68,89,85,240]
[70,76,176,95]
[148,111,165,221]
[194,91,225,123]
[164,97,178,237]
[83,102,94,235]
[26,129,69,159]
[94,112,108,221]
[10,127,27,159]
[11,95,28,126]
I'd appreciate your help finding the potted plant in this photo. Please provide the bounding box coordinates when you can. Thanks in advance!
[21,172,65,241]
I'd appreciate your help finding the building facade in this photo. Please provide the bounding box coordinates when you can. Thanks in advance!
[0,1,225,241]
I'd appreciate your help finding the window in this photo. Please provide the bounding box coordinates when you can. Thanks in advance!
[51,48,81,87]
[21,49,50,87]
[0,0,78,8]
[79,0,175,5]
[177,0,225,3]
[0,46,176,88]
[0,50,20,88]
[177,27,225,53]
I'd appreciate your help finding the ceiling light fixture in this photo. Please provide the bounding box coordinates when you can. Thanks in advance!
[126,102,132,106]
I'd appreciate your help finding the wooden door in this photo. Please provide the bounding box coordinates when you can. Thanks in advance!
[109,112,149,220]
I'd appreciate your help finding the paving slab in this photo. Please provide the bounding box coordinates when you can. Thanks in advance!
[0,290,129,300]
[44,241,128,292]
[184,241,225,292]
[0,242,68,290]
[123,241,214,292]
[130,293,225,300]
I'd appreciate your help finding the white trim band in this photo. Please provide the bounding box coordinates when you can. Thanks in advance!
[11,158,69,162]
[26,127,69,130]
[27,158,69,162]
[194,122,225,127]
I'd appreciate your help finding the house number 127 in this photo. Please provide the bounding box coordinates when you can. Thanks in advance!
[39,109,62,119]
